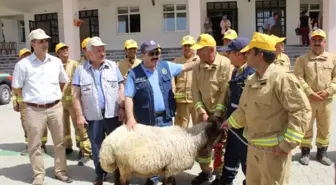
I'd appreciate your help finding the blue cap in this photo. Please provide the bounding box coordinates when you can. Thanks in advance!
[140,40,161,53]
[219,37,250,53]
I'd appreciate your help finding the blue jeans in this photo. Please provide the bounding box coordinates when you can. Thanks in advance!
[86,116,121,178]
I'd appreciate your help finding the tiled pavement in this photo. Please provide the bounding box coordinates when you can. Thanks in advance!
[0,102,334,185]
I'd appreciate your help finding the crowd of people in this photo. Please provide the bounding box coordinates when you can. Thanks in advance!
[10,26,335,185]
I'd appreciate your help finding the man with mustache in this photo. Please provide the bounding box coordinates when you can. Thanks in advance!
[12,28,72,185]
[294,29,335,166]
[124,40,197,185]
[72,37,125,185]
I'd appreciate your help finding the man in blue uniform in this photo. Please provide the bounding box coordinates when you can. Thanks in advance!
[124,40,197,185]
[216,37,255,185]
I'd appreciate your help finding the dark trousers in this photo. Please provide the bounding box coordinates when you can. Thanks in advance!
[220,128,247,185]
[300,27,310,46]
[86,117,121,178]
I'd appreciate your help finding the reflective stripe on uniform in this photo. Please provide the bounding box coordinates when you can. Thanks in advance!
[197,156,212,163]
[316,138,329,146]
[75,136,81,141]
[301,139,312,145]
[194,102,204,109]
[174,93,185,99]
[228,116,242,129]
[215,104,227,111]
[41,137,48,142]
[63,96,72,101]
[25,138,28,143]
[284,128,304,143]
[17,97,23,103]
[231,103,238,108]
[249,136,284,147]
[224,166,239,172]
[64,135,71,140]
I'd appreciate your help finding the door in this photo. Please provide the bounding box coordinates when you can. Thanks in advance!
[79,9,99,43]
[207,2,238,45]
[29,21,36,51]
[255,0,286,38]
[34,13,59,52]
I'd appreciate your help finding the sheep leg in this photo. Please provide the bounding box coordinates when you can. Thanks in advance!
[117,167,131,185]
[162,176,176,185]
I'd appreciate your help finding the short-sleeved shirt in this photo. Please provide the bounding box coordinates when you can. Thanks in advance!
[125,61,183,112]
[72,61,124,109]
[12,53,69,104]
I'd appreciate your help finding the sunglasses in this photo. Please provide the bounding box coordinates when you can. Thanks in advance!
[148,50,161,57]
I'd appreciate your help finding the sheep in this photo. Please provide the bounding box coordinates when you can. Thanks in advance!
[99,119,224,185]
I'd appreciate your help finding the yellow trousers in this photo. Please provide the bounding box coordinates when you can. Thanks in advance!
[301,99,332,148]
[20,103,48,144]
[62,101,92,157]
[174,103,197,128]
[246,146,291,185]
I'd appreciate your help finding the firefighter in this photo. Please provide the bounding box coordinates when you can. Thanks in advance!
[55,43,92,166]
[271,35,291,72]
[216,37,255,185]
[220,29,238,57]
[294,29,335,166]
[172,35,199,128]
[190,34,232,185]
[12,48,48,155]
[221,32,311,185]
[79,37,90,64]
[117,39,141,79]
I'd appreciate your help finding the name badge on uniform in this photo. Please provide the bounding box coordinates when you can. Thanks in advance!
[135,77,147,83]
[161,68,168,74]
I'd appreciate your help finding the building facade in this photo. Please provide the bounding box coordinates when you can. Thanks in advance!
[0,0,334,60]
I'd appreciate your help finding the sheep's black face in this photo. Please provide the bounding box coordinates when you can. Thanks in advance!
[205,118,225,145]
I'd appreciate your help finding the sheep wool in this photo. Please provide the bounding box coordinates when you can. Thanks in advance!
[99,121,221,185]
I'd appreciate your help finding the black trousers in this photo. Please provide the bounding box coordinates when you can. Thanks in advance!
[220,128,247,185]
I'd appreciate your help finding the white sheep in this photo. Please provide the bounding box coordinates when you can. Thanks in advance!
[99,120,223,185]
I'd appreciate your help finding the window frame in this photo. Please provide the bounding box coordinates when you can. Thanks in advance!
[116,5,141,34]
[162,3,188,33]
[18,20,26,43]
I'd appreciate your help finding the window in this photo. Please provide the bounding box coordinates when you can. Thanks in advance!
[163,4,187,32]
[18,20,26,43]
[117,6,141,33]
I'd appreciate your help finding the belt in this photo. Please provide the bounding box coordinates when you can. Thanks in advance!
[155,111,165,117]
[26,100,60,109]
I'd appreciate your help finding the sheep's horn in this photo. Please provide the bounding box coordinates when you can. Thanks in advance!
[212,131,224,147]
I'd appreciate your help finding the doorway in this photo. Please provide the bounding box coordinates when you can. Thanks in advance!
[30,13,59,52]
[255,0,286,37]
[79,9,99,43]
[206,2,238,45]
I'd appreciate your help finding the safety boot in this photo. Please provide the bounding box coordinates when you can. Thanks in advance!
[191,172,212,185]
[316,147,332,166]
[298,147,310,165]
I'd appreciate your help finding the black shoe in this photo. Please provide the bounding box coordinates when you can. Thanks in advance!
[299,147,310,166]
[210,178,220,185]
[65,148,74,155]
[77,150,83,160]
[144,178,159,185]
[78,156,91,166]
[316,147,332,166]
[41,145,47,154]
[191,172,211,185]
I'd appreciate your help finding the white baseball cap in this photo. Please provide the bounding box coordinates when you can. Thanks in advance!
[29,28,50,41]
[86,36,106,49]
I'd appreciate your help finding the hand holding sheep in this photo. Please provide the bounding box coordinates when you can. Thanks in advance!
[126,116,137,130]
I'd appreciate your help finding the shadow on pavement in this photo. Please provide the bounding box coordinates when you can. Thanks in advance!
[292,150,336,162]
[0,163,33,184]
[0,143,81,162]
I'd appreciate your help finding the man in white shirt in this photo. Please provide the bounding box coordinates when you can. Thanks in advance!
[12,28,72,185]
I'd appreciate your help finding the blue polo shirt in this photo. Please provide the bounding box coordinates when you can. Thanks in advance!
[72,61,124,109]
[125,61,183,112]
